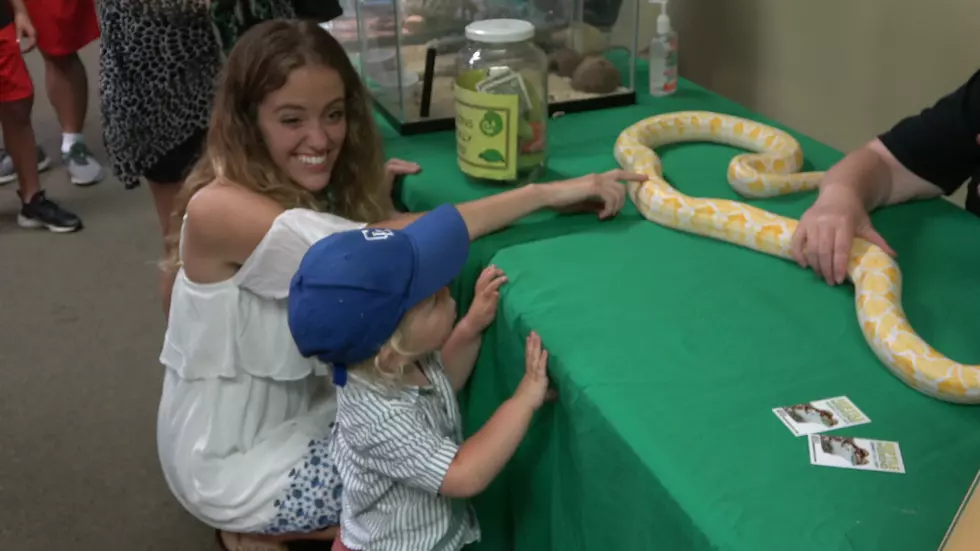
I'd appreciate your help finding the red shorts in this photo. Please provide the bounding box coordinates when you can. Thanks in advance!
[24,0,100,56]
[0,24,33,103]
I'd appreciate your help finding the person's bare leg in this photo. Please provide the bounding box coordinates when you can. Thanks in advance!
[148,179,182,238]
[42,52,87,134]
[149,179,183,316]
[43,51,103,185]
[0,97,40,200]
[0,96,82,233]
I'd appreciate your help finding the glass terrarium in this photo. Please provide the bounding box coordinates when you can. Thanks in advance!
[319,0,363,66]
[350,0,640,134]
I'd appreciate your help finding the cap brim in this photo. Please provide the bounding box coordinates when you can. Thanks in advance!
[403,203,470,306]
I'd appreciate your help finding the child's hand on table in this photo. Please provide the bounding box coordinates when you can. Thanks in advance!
[462,265,507,334]
[439,266,506,392]
[439,329,553,499]
[514,331,554,410]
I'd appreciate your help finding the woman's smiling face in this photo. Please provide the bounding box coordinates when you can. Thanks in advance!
[257,64,348,193]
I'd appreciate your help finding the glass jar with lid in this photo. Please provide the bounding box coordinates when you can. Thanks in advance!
[454,19,549,185]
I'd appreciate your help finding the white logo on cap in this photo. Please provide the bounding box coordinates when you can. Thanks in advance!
[362,228,394,241]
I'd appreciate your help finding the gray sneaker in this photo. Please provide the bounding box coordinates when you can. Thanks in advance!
[0,147,52,185]
[62,142,103,186]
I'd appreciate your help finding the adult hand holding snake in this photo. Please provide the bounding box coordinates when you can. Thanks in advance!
[791,182,896,286]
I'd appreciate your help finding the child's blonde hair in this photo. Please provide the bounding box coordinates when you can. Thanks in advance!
[348,296,437,390]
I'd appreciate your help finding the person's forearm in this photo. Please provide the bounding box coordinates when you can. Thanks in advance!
[439,398,534,498]
[8,0,26,13]
[440,318,482,392]
[369,184,552,239]
[818,143,894,211]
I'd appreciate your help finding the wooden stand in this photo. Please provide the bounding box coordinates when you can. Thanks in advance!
[938,469,980,551]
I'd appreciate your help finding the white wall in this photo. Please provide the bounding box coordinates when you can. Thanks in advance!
[615,0,979,206]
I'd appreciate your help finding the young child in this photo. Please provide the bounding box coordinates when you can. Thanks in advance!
[288,203,553,551]
[0,0,82,232]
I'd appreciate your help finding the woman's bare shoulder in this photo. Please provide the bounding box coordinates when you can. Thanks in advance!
[184,180,286,266]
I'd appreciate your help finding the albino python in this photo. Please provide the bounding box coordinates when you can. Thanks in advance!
[613,111,980,404]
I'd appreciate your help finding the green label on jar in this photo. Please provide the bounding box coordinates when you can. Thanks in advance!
[455,69,520,181]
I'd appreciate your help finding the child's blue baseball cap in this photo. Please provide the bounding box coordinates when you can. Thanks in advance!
[287,203,469,386]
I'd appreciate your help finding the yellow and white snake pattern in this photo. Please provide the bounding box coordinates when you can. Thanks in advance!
[613,111,980,404]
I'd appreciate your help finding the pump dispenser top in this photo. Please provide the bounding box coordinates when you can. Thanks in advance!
[655,0,672,35]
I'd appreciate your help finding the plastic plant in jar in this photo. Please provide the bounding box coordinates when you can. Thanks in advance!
[454,19,549,185]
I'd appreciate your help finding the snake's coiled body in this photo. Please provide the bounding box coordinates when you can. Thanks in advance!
[614,111,980,404]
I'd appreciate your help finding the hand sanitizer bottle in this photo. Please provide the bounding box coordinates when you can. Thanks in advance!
[648,0,678,96]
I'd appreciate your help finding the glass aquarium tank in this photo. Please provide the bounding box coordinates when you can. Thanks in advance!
[349,0,640,134]
[319,0,364,69]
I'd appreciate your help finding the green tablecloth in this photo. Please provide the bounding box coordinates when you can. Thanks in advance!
[382,68,980,550]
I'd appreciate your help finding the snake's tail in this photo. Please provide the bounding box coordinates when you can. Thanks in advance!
[848,240,980,403]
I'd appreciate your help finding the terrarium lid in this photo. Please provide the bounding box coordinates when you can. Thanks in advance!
[464,19,535,44]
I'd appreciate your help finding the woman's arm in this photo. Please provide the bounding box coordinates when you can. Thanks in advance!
[180,179,549,281]
[371,169,644,240]
[189,169,641,266]
[169,168,641,313]
[160,183,284,316]
[369,183,551,237]
[181,183,286,277]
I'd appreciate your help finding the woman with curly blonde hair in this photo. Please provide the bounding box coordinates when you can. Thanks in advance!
[157,19,643,551]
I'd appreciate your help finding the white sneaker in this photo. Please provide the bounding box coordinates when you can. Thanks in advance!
[61,142,103,186]
[0,147,52,185]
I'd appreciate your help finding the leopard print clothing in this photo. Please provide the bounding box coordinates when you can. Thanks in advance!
[97,0,295,189]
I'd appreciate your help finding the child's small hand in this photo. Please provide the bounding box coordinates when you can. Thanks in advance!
[464,265,506,333]
[514,331,553,411]
[14,12,36,53]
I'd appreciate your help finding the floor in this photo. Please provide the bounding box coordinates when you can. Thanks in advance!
[0,42,214,550]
